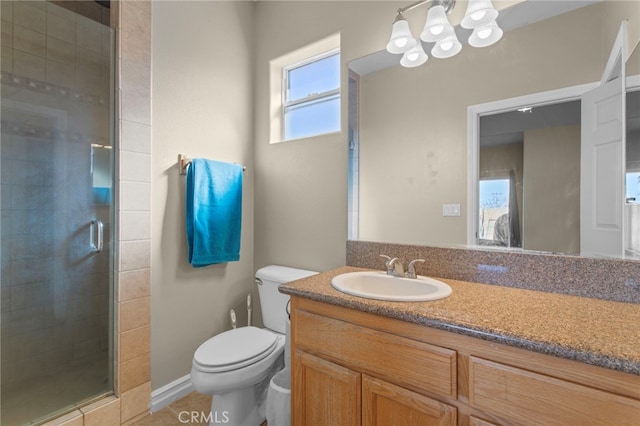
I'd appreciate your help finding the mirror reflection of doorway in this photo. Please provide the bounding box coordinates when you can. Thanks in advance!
[477,88,639,256]
[479,101,580,254]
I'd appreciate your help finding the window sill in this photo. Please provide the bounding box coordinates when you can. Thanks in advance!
[271,130,342,144]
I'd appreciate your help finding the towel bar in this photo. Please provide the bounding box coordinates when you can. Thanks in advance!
[179,154,246,175]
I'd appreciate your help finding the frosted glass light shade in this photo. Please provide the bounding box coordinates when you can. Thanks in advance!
[386,18,417,54]
[461,0,499,29]
[420,5,454,42]
[468,21,503,47]
[400,43,428,67]
[431,35,462,59]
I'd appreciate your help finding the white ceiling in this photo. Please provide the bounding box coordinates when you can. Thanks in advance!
[480,91,640,147]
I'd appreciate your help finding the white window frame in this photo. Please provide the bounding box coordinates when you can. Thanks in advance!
[268,33,340,144]
[281,48,340,141]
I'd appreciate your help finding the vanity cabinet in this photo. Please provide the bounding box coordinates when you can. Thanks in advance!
[294,350,456,426]
[290,297,640,426]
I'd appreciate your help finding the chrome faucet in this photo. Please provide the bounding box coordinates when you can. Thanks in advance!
[406,259,425,279]
[380,255,404,277]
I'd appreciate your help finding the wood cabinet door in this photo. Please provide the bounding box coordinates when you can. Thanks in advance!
[292,350,361,425]
[363,375,457,426]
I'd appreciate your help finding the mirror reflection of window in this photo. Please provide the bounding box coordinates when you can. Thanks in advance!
[627,90,640,204]
[478,174,522,249]
[91,144,113,205]
[626,87,640,256]
[627,173,640,203]
[478,178,510,242]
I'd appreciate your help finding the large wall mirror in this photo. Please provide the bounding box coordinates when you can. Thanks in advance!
[348,0,640,260]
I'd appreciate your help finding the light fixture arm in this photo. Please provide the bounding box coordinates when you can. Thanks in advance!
[396,0,456,16]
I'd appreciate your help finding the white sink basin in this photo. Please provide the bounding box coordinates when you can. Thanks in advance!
[331,271,452,302]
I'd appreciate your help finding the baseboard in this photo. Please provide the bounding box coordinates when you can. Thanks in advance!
[150,374,194,413]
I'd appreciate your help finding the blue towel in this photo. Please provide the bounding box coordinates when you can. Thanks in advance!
[186,159,243,267]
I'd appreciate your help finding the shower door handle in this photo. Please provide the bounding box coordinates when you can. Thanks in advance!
[90,220,104,253]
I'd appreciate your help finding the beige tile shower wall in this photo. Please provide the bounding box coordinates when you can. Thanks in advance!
[114,0,152,424]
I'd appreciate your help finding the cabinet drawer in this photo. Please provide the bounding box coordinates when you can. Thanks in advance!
[469,356,640,425]
[295,310,457,398]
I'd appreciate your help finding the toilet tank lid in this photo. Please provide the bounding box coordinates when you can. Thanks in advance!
[255,265,318,284]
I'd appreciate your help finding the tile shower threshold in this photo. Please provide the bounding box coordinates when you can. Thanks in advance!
[34,391,115,426]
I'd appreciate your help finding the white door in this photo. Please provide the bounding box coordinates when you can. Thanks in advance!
[580,22,627,257]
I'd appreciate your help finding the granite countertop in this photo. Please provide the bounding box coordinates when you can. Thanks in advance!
[279,266,640,375]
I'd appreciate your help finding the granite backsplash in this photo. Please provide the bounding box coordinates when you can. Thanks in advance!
[346,241,640,304]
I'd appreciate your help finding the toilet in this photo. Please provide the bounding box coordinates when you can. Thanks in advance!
[191,265,317,426]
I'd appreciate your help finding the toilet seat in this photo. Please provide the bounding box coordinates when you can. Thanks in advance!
[193,326,279,373]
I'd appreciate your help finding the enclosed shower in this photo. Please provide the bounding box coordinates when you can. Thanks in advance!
[1,1,115,424]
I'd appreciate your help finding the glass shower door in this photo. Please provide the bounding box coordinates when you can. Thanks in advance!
[1,1,115,424]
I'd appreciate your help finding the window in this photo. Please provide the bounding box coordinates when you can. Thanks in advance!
[478,178,510,242]
[282,50,340,141]
[627,172,640,203]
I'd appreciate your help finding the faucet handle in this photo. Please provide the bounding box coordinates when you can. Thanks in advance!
[380,254,398,268]
[380,254,403,276]
[406,259,425,278]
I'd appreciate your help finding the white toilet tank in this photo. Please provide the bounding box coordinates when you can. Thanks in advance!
[255,265,317,334]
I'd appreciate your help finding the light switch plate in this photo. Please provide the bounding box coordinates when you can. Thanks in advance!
[442,203,461,217]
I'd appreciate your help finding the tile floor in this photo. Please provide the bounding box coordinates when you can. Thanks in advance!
[131,392,211,425]
[130,392,269,426]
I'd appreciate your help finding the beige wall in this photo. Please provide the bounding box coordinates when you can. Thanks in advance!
[149,0,432,393]
[523,125,581,254]
[358,1,640,246]
[253,1,401,273]
[151,1,255,389]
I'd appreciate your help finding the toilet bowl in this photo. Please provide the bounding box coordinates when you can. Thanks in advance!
[191,265,317,426]
[191,327,285,425]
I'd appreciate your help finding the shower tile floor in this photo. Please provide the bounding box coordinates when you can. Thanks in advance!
[1,353,109,426]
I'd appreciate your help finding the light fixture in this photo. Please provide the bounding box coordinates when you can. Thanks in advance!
[468,20,503,47]
[401,43,429,67]
[461,0,499,29]
[420,4,454,42]
[385,0,503,68]
[431,34,462,59]
[386,12,418,54]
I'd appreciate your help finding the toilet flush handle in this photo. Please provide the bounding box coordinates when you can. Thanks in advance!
[255,278,263,286]
[230,309,237,329]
